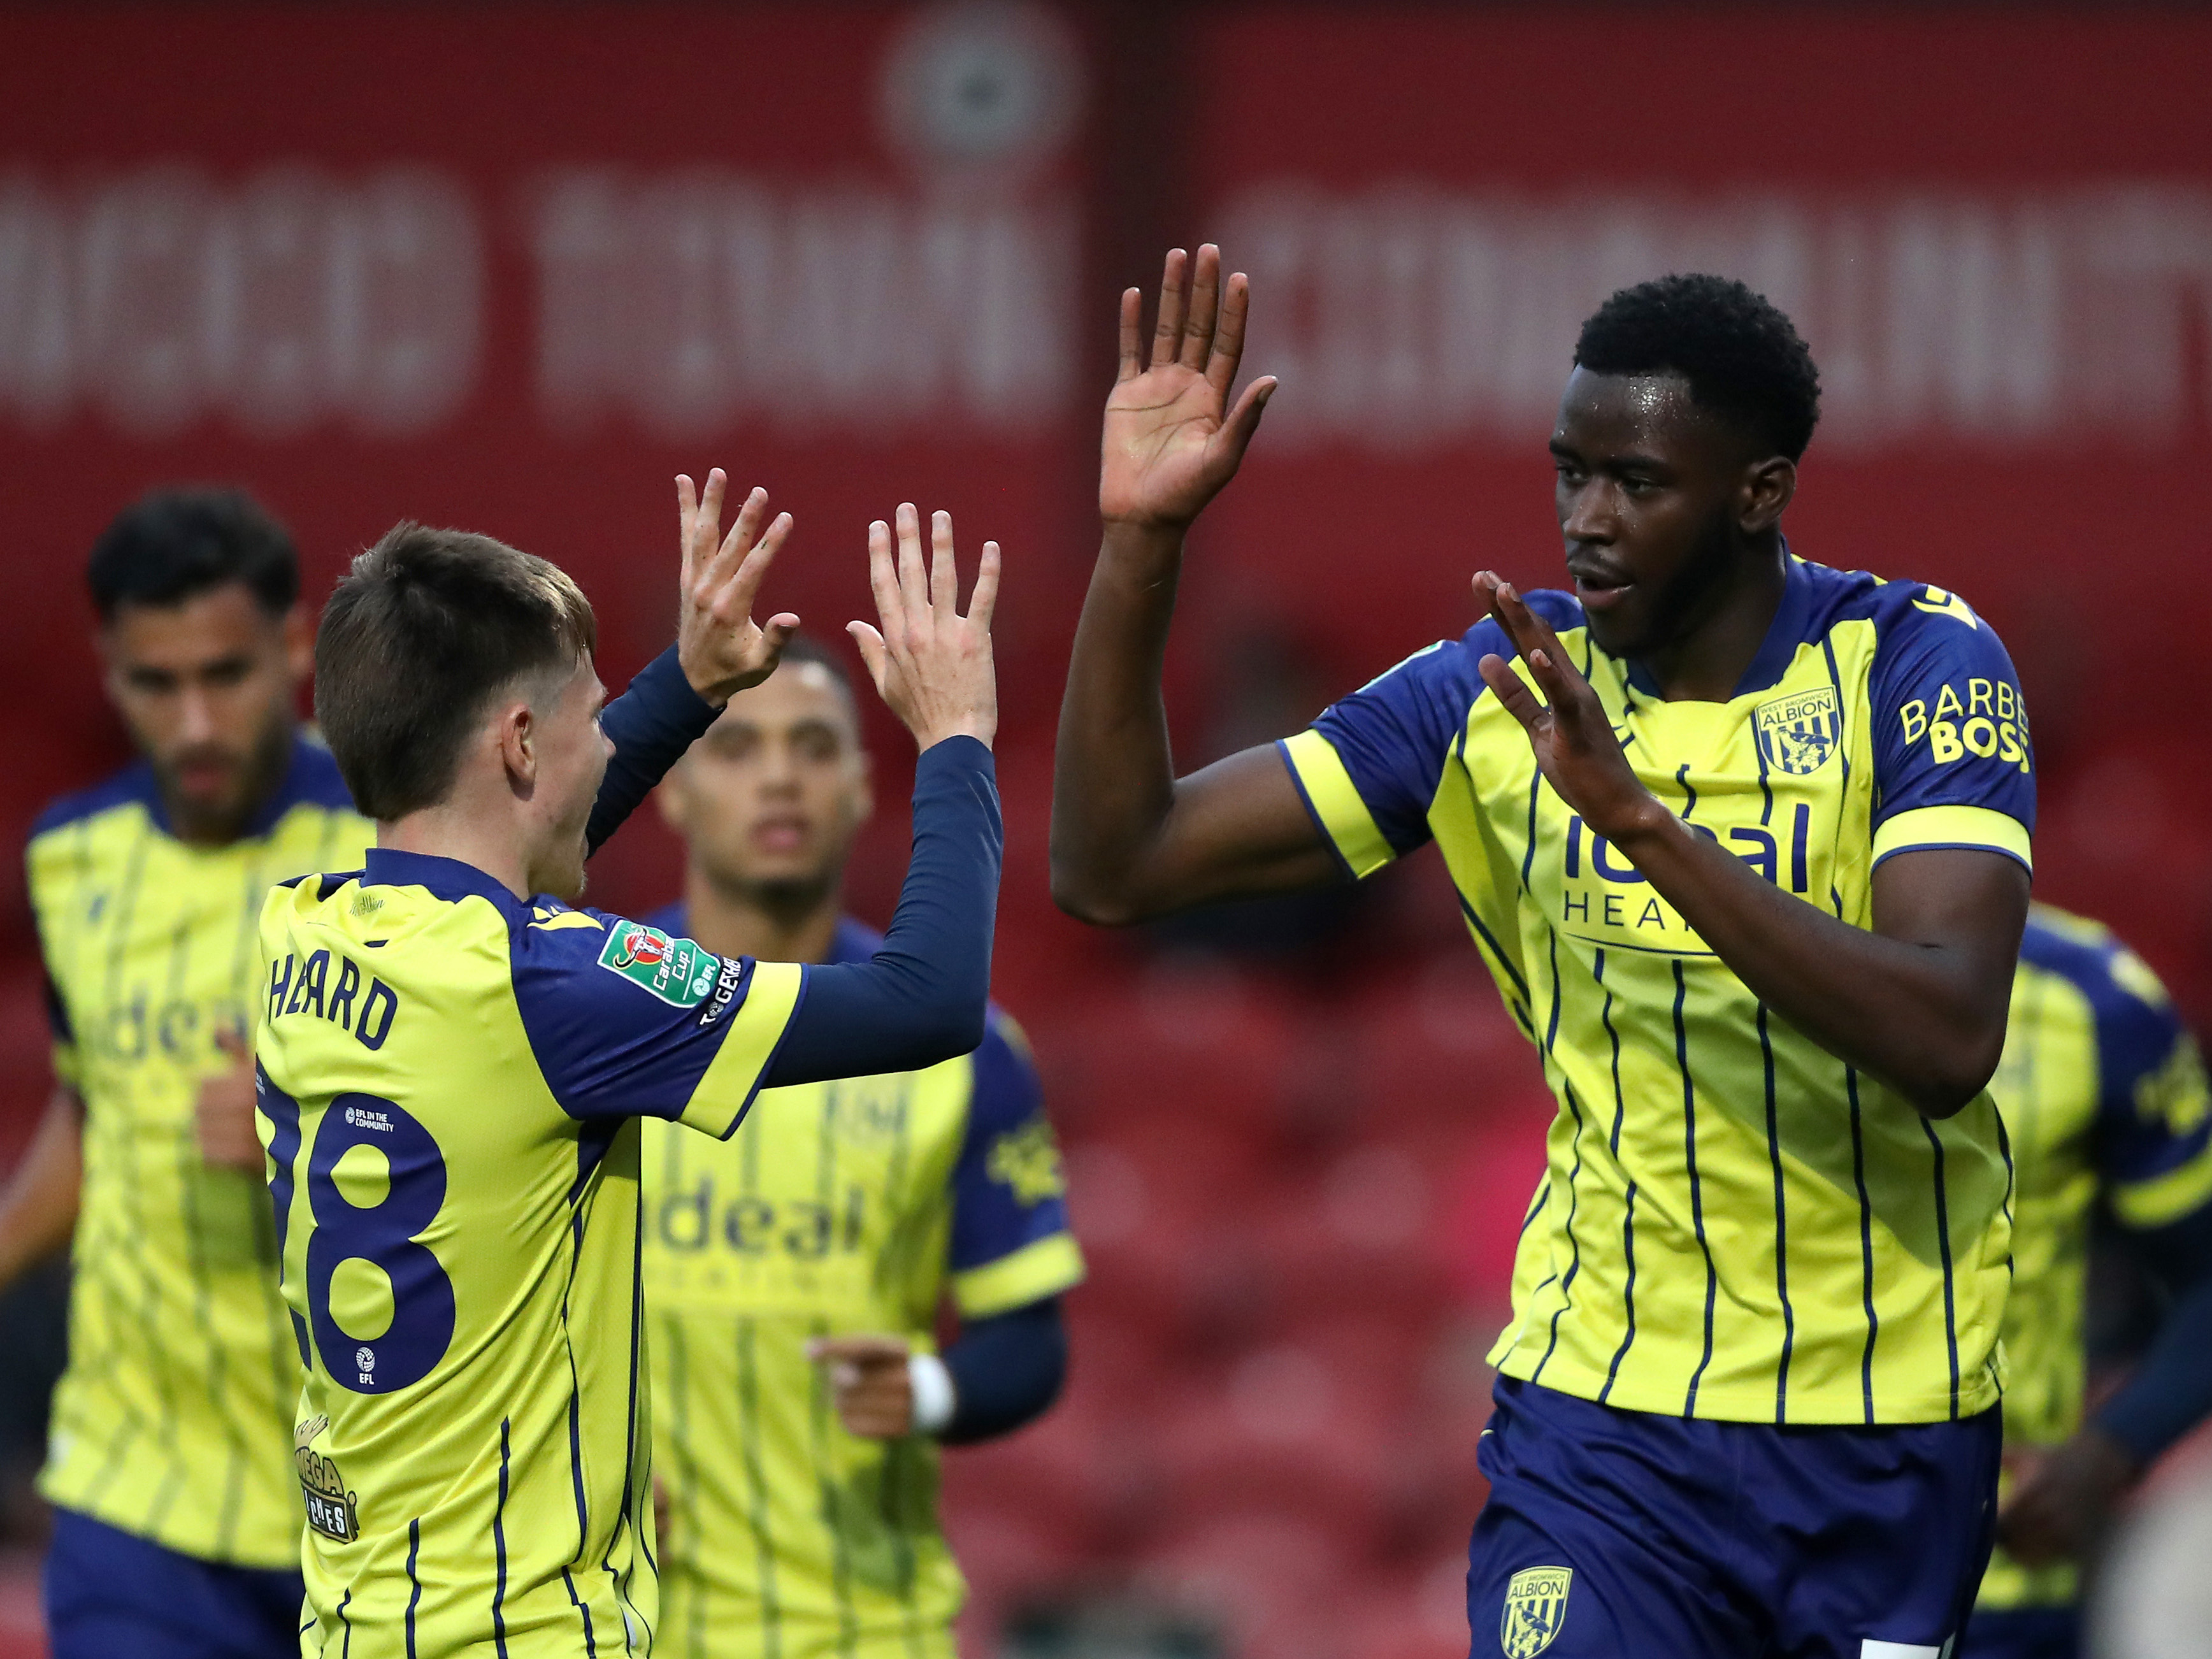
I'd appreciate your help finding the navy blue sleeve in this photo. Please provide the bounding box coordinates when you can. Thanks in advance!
[1304,617,1511,861]
[934,1018,1084,1321]
[2097,1204,2212,1464]
[2084,942,2212,1463]
[763,736,1002,1086]
[1865,585,2036,866]
[510,910,803,1135]
[587,647,719,855]
[940,1296,1067,1445]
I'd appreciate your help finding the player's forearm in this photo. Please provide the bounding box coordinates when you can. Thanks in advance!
[2098,1207,2212,1465]
[1050,523,1187,923]
[586,647,721,854]
[0,1086,82,1291]
[939,1298,1067,1445]
[1609,810,2024,1116]
[765,736,1002,1083]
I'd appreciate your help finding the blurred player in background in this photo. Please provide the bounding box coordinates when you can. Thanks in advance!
[0,491,371,1657]
[1054,252,2034,1656]
[1961,907,2212,1658]
[259,488,1005,1656]
[645,635,1082,1659]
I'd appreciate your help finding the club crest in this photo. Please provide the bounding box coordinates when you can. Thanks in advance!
[1500,1565,1572,1658]
[1753,686,1842,777]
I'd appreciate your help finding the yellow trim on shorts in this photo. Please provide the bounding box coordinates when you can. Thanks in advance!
[1281,729,1396,879]
[1871,805,2031,872]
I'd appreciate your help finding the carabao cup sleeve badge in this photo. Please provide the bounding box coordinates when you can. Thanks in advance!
[1500,1565,1572,1658]
[1753,685,1842,777]
[597,923,721,1008]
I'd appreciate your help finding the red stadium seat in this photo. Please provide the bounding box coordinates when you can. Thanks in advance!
[1137,1512,1358,1659]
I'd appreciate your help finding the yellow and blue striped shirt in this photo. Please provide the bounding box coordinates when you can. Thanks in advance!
[27,736,368,1567]
[1977,906,2212,1612]
[646,914,1083,1659]
[1282,556,2034,1425]
[257,851,805,1656]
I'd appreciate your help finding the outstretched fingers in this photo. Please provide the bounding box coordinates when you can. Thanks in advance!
[893,502,930,633]
[1205,269,1254,401]
[929,510,958,616]
[966,540,1002,631]
[1150,247,1189,369]
[1177,244,1223,372]
[1117,287,1144,382]
[1477,652,1547,735]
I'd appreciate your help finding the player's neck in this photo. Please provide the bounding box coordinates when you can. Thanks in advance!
[682,865,844,966]
[1635,538,1789,703]
[377,806,533,900]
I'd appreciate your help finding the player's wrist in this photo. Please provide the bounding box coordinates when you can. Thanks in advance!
[1098,518,1188,564]
[907,1353,956,1436]
[1584,788,1675,852]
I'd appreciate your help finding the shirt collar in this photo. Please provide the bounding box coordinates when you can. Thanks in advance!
[362,847,528,912]
[1622,545,1809,701]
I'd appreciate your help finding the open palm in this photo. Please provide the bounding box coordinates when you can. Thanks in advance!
[1100,245,1277,529]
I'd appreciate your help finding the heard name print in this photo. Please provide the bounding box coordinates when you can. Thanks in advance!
[1896,679,2030,773]
[268,950,399,1050]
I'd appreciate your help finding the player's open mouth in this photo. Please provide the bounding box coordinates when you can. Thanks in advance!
[1572,573,1633,612]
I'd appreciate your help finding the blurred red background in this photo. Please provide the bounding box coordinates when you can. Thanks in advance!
[2,5,2208,1655]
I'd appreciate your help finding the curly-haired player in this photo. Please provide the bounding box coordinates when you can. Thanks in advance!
[1054,257,2034,1656]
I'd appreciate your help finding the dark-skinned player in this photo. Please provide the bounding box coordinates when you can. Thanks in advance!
[1052,255,2034,1658]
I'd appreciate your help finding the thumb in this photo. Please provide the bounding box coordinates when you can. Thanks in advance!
[845,622,891,694]
[1215,376,1276,466]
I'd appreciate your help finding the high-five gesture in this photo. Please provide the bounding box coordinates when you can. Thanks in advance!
[1101,245,1277,529]
[849,504,1000,752]
[675,468,801,705]
[1473,572,1663,845]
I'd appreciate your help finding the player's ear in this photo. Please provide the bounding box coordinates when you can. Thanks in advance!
[496,699,538,786]
[281,604,313,685]
[1739,456,1796,536]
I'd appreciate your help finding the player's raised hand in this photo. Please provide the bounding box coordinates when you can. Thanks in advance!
[1100,245,1277,529]
[848,504,999,752]
[675,468,801,706]
[1474,573,1663,844]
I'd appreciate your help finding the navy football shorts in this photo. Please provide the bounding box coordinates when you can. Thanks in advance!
[44,1507,305,1659]
[1468,1375,2002,1658]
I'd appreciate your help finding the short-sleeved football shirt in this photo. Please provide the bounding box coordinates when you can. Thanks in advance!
[1976,906,2212,1612]
[1281,554,2034,1425]
[27,735,369,1567]
[646,913,1083,1659]
[257,849,806,1656]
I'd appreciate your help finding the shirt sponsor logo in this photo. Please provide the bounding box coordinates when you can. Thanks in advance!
[598,924,721,1008]
[987,1119,1067,1204]
[296,1439,361,1544]
[1500,1565,1572,1658]
[1895,678,2031,773]
[1754,685,1842,777]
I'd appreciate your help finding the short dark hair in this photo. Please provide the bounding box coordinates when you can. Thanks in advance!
[772,634,856,703]
[1574,274,1822,462]
[316,524,597,821]
[87,487,299,622]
